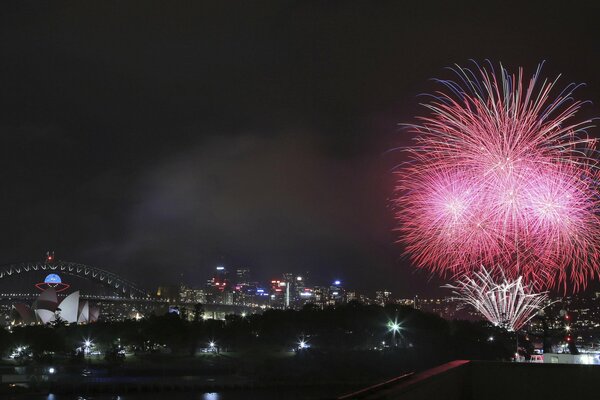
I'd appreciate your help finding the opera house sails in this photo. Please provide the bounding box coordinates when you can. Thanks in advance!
[13,287,99,325]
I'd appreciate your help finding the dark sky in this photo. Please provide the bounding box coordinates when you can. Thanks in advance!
[1,1,600,296]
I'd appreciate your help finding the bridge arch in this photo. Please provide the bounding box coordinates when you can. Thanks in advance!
[0,260,148,298]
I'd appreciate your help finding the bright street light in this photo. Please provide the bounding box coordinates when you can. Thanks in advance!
[387,319,402,333]
[82,338,93,355]
[297,335,310,350]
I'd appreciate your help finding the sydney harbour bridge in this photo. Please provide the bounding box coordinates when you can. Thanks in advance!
[0,257,149,300]
[0,254,253,317]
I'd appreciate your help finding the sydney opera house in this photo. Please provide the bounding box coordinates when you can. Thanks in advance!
[12,273,99,325]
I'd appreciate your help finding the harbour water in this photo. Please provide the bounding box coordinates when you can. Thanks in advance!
[6,387,349,400]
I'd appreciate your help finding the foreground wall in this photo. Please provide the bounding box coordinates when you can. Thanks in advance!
[470,361,600,400]
[344,360,600,400]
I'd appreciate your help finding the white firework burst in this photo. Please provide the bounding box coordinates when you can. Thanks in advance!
[445,267,553,331]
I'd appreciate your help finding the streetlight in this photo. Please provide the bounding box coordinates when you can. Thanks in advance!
[388,322,401,334]
[387,319,402,347]
[83,338,93,356]
[297,335,310,351]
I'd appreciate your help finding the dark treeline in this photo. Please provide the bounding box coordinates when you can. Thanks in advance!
[0,302,512,383]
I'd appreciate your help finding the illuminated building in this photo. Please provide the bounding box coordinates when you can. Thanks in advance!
[375,290,392,306]
[208,266,230,292]
[269,279,286,308]
[155,285,180,301]
[236,268,251,284]
[179,285,207,304]
[283,272,294,308]
[329,280,344,305]
[346,291,357,303]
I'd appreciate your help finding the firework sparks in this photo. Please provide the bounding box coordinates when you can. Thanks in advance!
[396,61,600,291]
[445,268,552,331]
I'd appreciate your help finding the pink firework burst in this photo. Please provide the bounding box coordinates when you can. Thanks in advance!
[395,62,600,292]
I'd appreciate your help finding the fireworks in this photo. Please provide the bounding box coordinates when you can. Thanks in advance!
[396,62,600,291]
[445,268,552,331]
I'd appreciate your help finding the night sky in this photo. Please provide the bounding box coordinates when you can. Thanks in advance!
[1,1,600,296]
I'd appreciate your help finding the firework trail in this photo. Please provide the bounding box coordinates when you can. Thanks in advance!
[396,61,600,291]
[444,267,552,331]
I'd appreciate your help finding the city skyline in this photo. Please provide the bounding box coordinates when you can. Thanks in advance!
[3,251,600,298]
[5,259,600,339]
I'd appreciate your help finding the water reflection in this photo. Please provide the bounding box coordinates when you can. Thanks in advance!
[46,396,123,400]
[46,393,220,400]
[39,388,341,400]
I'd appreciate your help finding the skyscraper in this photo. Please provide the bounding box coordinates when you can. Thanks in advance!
[236,268,251,285]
